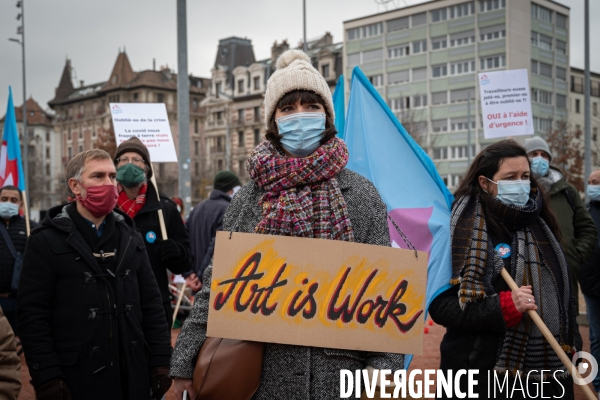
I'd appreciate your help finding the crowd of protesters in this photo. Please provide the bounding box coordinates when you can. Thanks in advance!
[0,48,598,400]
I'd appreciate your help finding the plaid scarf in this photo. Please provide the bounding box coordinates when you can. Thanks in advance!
[450,191,576,375]
[247,138,354,241]
[117,183,147,218]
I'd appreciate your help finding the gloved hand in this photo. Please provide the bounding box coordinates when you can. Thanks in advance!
[151,366,173,399]
[36,379,73,400]
[155,239,183,263]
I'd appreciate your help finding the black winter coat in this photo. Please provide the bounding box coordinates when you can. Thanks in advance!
[185,189,231,279]
[17,205,172,400]
[131,184,191,327]
[581,201,600,296]
[0,215,38,294]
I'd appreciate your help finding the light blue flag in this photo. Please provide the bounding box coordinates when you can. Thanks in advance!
[344,67,453,367]
[332,75,345,139]
[1,87,26,191]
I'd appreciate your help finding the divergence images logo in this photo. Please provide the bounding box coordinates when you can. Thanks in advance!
[572,351,598,385]
[111,104,122,114]
[480,74,491,86]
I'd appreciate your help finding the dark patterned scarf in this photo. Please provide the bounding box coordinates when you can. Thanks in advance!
[450,190,576,375]
[247,138,354,241]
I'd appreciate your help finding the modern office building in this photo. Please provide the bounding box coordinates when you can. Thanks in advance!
[343,0,569,188]
[568,67,600,166]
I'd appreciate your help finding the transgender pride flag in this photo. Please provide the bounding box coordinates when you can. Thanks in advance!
[1,87,26,191]
[344,68,453,365]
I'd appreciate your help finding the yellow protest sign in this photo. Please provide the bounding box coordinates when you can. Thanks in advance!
[207,231,428,354]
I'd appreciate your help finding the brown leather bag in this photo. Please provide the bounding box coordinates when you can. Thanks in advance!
[192,337,264,400]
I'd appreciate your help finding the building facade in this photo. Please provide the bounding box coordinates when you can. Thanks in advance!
[343,0,570,188]
[568,67,600,166]
[48,51,210,202]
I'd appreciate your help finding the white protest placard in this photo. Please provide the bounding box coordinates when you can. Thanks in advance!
[479,69,534,139]
[109,103,178,162]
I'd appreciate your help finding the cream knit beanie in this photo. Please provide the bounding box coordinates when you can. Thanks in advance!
[264,49,334,127]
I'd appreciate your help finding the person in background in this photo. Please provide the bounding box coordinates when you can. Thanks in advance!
[524,136,597,314]
[18,149,172,400]
[184,170,240,291]
[0,305,20,400]
[113,137,192,328]
[171,196,185,222]
[581,169,600,396]
[0,185,38,336]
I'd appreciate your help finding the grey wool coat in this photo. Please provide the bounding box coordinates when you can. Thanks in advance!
[170,169,405,399]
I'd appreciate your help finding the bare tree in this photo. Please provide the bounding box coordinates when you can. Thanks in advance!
[96,125,117,156]
[545,121,585,192]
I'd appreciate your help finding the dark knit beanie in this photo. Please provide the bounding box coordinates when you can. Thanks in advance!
[114,137,152,178]
[213,170,241,193]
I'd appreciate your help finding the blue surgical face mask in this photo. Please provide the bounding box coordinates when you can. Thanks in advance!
[530,157,549,178]
[587,185,600,201]
[487,178,531,206]
[276,112,326,157]
[0,202,19,220]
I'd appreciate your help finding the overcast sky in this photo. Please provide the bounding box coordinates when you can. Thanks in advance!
[1,0,598,115]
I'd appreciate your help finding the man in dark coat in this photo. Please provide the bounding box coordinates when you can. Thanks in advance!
[17,149,172,400]
[0,185,38,335]
[185,170,240,289]
[113,137,192,328]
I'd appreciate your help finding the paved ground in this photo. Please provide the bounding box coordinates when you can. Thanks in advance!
[16,317,597,399]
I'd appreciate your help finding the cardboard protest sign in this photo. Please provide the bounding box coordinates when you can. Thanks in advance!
[109,103,178,162]
[479,69,534,139]
[207,231,428,354]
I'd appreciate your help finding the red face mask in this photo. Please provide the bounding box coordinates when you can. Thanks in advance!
[76,183,118,218]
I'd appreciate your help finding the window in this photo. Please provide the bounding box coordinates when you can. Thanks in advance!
[533,117,553,131]
[431,8,447,22]
[556,13,567,29]
[531,88,552,105]
[412,67,427,81]
[46,164,50,176]
[238,131,244,146]
[237,79,244,94]
[480,55,506,70]
[479,0,505,12]
[449,2,475,19]
[216,136,223,151]
[412,40,427,54]
[450,60,476,75]
[431,36,447,50]
[238,160,246,176]
[432,64,448,78]
[432,119,448,132]
[194,118,199,133]
[388,44,410,59]
[254,76,260,90]
[451,145,475,158]
[412,95,428,108]
[254,106,261,122]
[450,88,476,103]
[363,49,383,62]
[556,94,567,109]
[390,98,410,111]
[571,76,584,93]
[411,13,427,27]
[556,67,566,81]
[217,160,223,170]
[215,82,221,97]
[480,25,505,41]
[254,128,261,145]
[450,30,475,47]
[46,148,50,159]
[195,162,199,176]
[46,132,50,142]
[576,99,581,113]
[369,74,384,87]
[322,64,330,78]
[133,93,139,101]
[238,109,244,123]
[68,146,72,159]
[388,70,410,85]
[556,40,566,55]
[156,93,164,103]
[594,102,598,117]
[194,140,199,156]
[531,32,552,50]
[68,127,71,141]
[216,111,223,121]
[539,62,552,78]
[362,23,383,38]
[432,91,448,105]
[387,16,409,32]
[531,4,552,23]
[433,147,449,160]
[192,99,198,111]
[79,130,83,140]
[594,127,598,142]
[347,27,361,41]
[78,145,83,153]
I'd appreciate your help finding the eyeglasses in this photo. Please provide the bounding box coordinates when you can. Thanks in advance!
[117,156,145,165]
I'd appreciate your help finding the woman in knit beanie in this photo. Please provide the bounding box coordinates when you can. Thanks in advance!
[171,50,403,399]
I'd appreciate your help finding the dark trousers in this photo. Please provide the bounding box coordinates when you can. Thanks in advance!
[584,294,600,392]
[0,296,18,336]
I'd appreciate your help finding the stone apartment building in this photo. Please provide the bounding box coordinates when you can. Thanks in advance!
[201,33,342,190]
[48,51,210,201]
[0,98,62,216]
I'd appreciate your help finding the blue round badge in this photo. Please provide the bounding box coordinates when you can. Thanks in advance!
[495,243,511,259]
[146,231,157,244]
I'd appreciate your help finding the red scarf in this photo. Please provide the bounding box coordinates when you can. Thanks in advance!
[117,183,147,218]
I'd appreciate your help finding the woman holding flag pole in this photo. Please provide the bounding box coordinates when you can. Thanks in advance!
[430,139,584,399]
[170,49,405,399]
